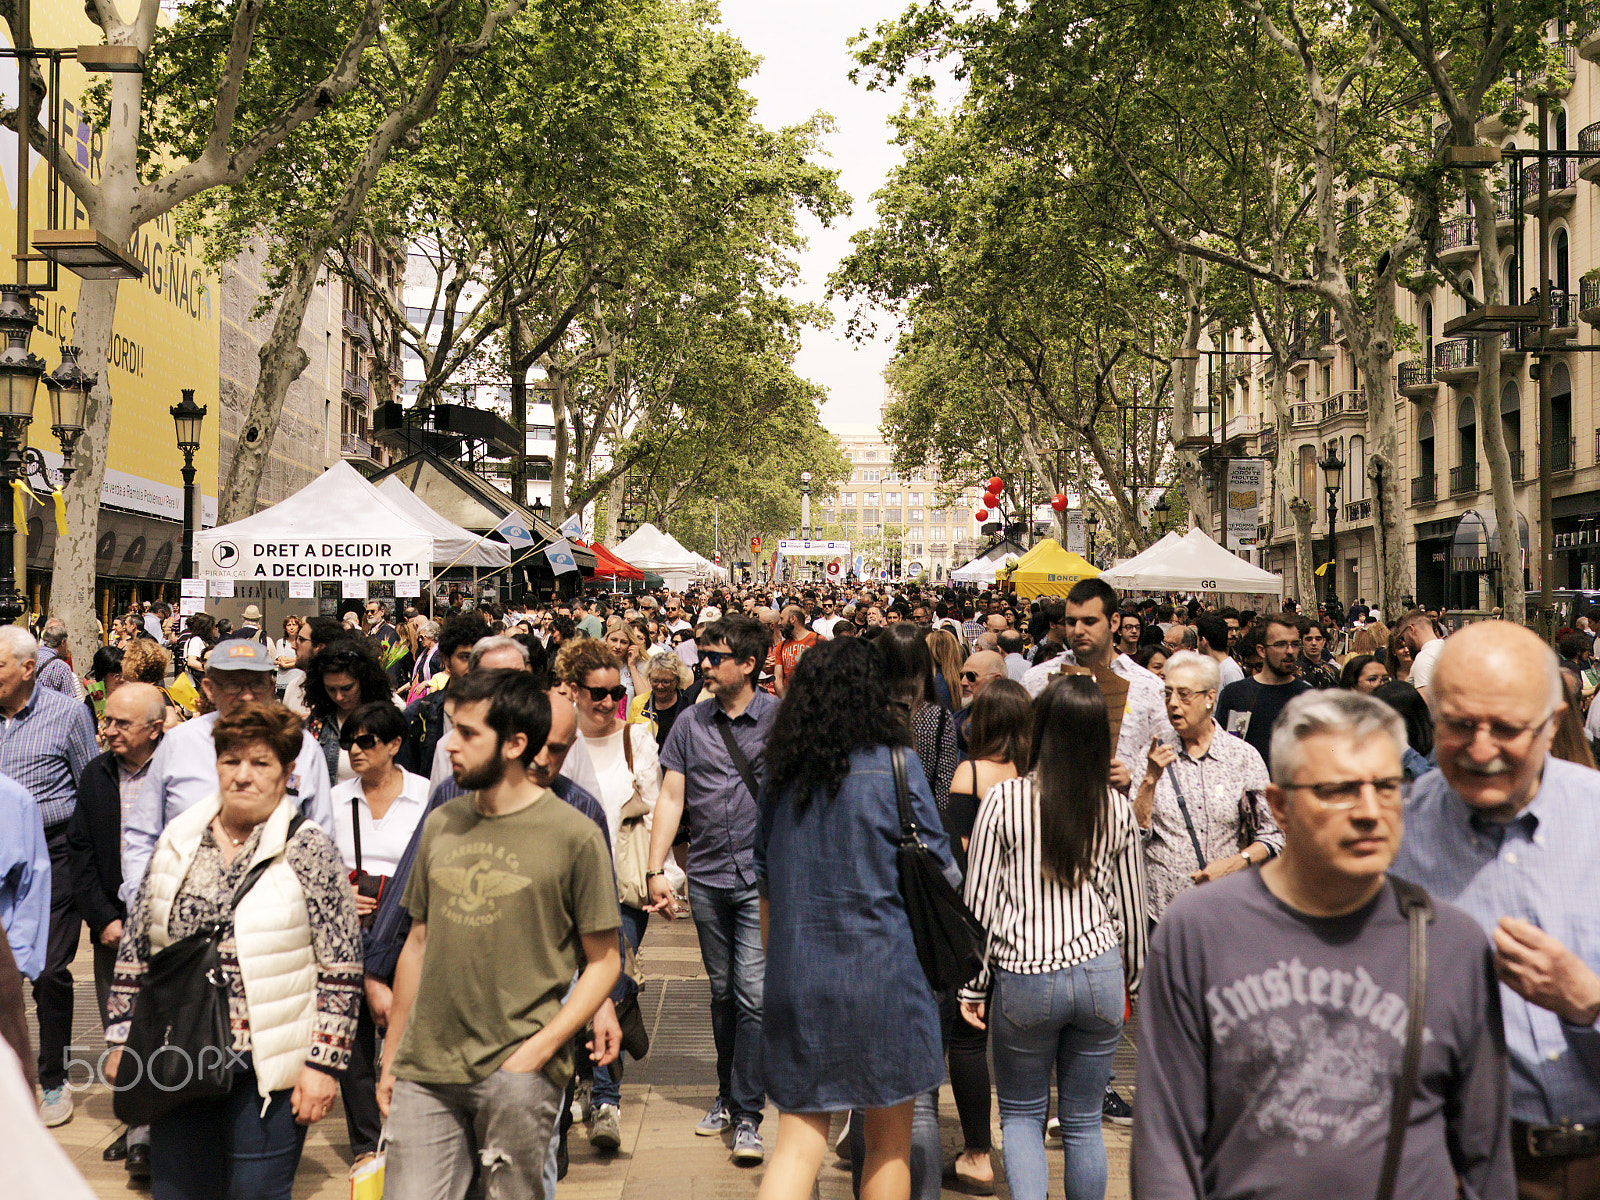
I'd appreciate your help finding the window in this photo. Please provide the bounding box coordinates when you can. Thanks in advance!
[865,470,880,483]
[906,543,924,557]
[1418,411,1435,481]
[1457,395,1477,471]
[841,508,858,522]
[883,491,898,503]
[866,449,878,460]
[1554,363,1574,469]
[843,492,856,505]
[932,526,946,540]
[885,508,903,523]
[1348,435,1366,500]
[1299,444,1317,504]
[1500,381,1521,470]
[1554,228,1570,295]
[865,492,879,505]
[863,508,880,523]
[910,509,924,523]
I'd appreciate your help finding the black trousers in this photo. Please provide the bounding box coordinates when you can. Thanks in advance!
[340,997,384,1156]
[34,823,81,1092]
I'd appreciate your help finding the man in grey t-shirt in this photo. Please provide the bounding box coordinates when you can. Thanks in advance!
[1134,690,1512,1200]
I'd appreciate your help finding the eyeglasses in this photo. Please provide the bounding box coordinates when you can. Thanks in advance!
[1162,687,1213,704]
[699,651,733,667]
[1437,711,1554,746]
[339,732,383,751]
[582,685,628,703]
[206,674,271,695]
[102,716,156,732]
[1265,639,1303,650]
[960,670,981,683]
[1286,777,1409,809]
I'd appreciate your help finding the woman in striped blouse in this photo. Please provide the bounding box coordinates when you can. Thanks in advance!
[959,675,1148,1200]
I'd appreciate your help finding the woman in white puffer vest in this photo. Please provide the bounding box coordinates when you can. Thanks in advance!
[105,702,362,1200]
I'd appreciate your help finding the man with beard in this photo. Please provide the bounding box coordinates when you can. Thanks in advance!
[644,614,776,1165]
[773,605,817,696]
[377,671,621,1200]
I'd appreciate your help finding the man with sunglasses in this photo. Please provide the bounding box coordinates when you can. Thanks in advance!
[1392,621,1600,1197]
[663,596,693,635]
[644,614,776,1164]
[1135,689,1512,1199]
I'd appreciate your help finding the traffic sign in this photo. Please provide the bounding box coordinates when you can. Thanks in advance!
[750,536,762,551]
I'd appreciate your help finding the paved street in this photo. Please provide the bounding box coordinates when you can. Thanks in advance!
[36,911,1134,1199]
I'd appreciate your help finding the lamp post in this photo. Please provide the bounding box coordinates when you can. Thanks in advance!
[799,471,811,541]
[1153,495,1171,534]
[1319,447,1344,607]
[0,292,44,623]
[170,389,207,580]
[1086,509,1100,565]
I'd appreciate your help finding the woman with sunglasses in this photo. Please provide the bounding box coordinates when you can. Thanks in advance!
[328,700,428,1166]
[559,636,661,1150]
[304,639,400,786]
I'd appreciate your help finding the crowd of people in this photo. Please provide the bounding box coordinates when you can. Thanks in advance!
[0,574,1598,1200]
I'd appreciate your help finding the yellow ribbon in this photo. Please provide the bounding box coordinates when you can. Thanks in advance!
[9,480,21,540]
[11,480,69,537]
[51,489,66,537]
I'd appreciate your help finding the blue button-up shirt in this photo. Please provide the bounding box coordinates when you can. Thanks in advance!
[1391,756,1600,1126]
[0,682,97,829]
[120,709,334,907]
[0,772,48,979]
[659,691,777,889]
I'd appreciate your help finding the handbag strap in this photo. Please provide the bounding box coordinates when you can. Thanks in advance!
[350,797,363,875]
[1376,876,1432,1200]
[714,713,762,804]
[1162,760,1209,870]
[890,743,916,843]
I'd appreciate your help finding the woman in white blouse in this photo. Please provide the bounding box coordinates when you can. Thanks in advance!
[328,700,430,1164]
[960,675,1147,1200]
[562,637,660,1149]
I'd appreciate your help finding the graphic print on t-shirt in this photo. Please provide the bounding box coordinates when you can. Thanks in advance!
[433,840,530,926]
[1206,957,1430,1156]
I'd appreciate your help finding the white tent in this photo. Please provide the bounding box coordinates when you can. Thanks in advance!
[376,477,510,569]
[614,523,702,591]
[1100,528,1283,595]
[949,540,1027,585]
[194,462,437,582]
[690,551,728,579]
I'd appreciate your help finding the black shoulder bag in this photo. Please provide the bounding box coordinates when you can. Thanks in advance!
[891,744,986,992]
[114,814,306,1126]
[1376,876,1433,1200]
[714,715,762,803]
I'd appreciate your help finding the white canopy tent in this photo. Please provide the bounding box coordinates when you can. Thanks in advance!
[949,541,1025,585]
[376,477,510,569]
[614,523,702,591]
[1100,528,1283,595]
[690,551,728,579]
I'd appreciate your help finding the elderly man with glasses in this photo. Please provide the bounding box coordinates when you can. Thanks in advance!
[1392,620,1600,1199]
[1135,689,1513,1200]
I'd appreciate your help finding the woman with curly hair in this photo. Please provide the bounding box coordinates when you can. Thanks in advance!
[303,640,397,785]
[756,636,956,1200]
[121,638,183,725]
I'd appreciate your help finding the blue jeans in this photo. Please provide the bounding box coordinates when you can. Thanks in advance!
[150,1070,306,1200]
[687,879,765,1124]
[592,904,649,1109]
[990,951,1124,1200]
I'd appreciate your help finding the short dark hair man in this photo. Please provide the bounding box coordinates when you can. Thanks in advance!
[378,670,621,1198]
[1134,691,1512,1198]
[1215,615,1312,768]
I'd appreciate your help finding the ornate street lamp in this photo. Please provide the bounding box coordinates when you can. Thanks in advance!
[1319,447,1345,606]
[1153,495,1171,533]
[1086,508,1101,564]
[42,343,93,485]
[0,291,45,623]
[170,389,207,579]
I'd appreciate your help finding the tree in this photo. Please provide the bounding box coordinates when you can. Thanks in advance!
[14,0,387,643]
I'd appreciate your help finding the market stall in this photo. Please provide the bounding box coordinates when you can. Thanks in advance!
[613,523,702,592]
[1002,538,1100,600]
[1099,528,1284,595]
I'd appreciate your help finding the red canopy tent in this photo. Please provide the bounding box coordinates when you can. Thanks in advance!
[579,540,645,581]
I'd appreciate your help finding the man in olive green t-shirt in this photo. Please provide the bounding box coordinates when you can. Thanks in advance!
[378,671,620,1200]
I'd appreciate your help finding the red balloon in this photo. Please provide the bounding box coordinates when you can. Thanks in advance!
[975,508,989,522]
[987,476,1004,493]
[983,492,1000,508]
[1050,493,1069,512]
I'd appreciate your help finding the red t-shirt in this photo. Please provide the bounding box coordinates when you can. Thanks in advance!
[777,632,818,688]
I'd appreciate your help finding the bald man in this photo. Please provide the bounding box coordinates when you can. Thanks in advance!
[774,605,816,696]
[1391,621,1600,1196]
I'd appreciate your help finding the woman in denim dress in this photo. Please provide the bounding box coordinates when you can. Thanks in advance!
[756,637,955,1200]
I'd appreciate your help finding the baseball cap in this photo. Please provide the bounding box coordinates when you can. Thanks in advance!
[207,639,276,672]
[700,605,722,622]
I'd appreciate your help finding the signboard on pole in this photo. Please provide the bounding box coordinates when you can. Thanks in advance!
[1065,511,1085,555]
[1225,459,1264,549]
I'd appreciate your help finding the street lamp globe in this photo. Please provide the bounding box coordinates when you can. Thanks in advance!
[43,343,94,479]
[1319,448,1345,491]
[169,388,207,453]
[0,290,44,425]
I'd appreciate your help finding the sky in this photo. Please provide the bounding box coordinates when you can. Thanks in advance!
[715,0,953,436]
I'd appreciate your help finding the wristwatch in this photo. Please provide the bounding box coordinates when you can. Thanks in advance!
[1239,848,1254,867]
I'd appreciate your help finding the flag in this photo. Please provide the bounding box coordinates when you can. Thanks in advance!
[494,512,538,550]
[546,537,579,575]
[558,511,584,541]
[1314,560,1334,576]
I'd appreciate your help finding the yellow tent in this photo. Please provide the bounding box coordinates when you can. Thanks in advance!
[1003,538,1101,599]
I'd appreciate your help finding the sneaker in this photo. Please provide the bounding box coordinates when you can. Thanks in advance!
[731,1120,765,1165]
[696,1097,731,1136]
[38,1086,72,1127]
[1046,1116,1061,1140]
[590,1102,622,1151]
[1102,1087,1133,1126]
[570,1078,592,1125]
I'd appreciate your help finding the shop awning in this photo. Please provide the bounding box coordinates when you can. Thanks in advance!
[1450,507,1529,573]
[582,541,645,580]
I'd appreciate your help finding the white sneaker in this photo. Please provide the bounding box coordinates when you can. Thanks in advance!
[569,1078,592,1125]
[39,1086,72,1127]
[1046,1116,1061,1140]
[589,1103,621,1151]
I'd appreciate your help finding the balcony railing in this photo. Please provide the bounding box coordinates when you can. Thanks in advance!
[341,432,374,459]
[1434,216,1475,255]
[1509,449,1524,481]
[1450,463,1479,494]
[1581,120,1600,172]
[1435,337,1476,374]
[1323,388,1367,420]
[1292,402,1321,427]
[1343,497,1372,522]
[342,308,373,347]
[1523,156,1577,202]
[1411,473,1437,504]
[1582,277,1600,320]
[1398,359,1435,392]
[343,370,370,401]
[1554,436,1578,472]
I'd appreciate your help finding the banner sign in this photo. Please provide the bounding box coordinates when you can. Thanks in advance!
[342,578,368,599]
[198,537,432,580]
[777,539,851,558]
[1066,511,1085,555]
[288,580,314,598]
[1225,459,1264,549]
[395,577,421,597]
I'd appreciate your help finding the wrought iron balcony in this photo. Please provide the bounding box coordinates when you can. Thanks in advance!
[1434,216,1476,262]
[1581,120,1600,181]
[341,432,375,459]
[1554,436,1578,472]
[1582,278,1600,325]
[1449,463,1479,494]
[1323,389,1367,421]
[1398,359,1435,396]
[1411,473,1437,504]
[342,370,370,402]
[1292,402,1320,428]
[1435,337,1477,379]
[1343,497,1372,523]
[1522,157,1578,207]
